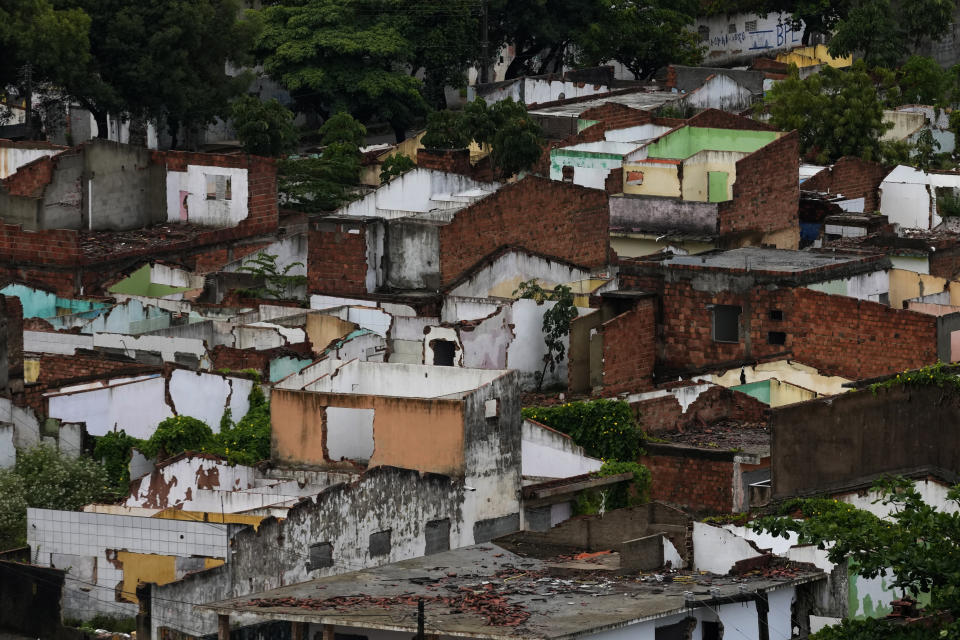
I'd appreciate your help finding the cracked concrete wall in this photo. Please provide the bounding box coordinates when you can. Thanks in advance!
[150,467,482,639]
[46,370,254,439]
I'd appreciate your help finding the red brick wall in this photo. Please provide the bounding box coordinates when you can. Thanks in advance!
[801,157,891,213]
[600,299,656,394]
[438,176,610,286]
[417,149,472,174]
[0,224,81,266]
[635,385,768,434]
[617,275,938,380]
[210,344,314,379]
[686,109,776,132]
[151,151,278,237]
[36,353,158,386]
[2,155,56,197]
[717,131,799,237]
[639,450,734,513]
[308,221,369,296]
[929,246,960,280]
[1,295,23,378]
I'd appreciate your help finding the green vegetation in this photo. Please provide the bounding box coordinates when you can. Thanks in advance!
[575,460,651,515]
[0,445,117,550]
[754,476,960,619]
[811,617,960,640]
[422,98,544,178]
[93,429,141,491]
[231,96,299,156]
[762,61,889,165]
[65,615,137,634]
[514,279,578,391]
[522,399,643,461]
[379,153,415,184]
[278,111,366,212]
[236,251,307,300]
[869,362,960,394]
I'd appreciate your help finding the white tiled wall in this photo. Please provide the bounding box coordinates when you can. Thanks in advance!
[27,508,232,621]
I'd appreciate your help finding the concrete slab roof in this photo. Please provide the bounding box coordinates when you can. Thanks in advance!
[529,91,680,119]
[200,544,824,640]
[658,248,884,274]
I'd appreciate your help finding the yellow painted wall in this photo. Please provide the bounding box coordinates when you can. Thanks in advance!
[888,269,947,309]
[610,235,716,258]
[680,155,740,202]
[116,552,225,604]
[23,359,39,384]
[152,508,269,529]
[710,359,851,396]
[622,162,681,197]
[777,45,852,68]
[305,314,358,354]
[768,379,818,407]
[949,281,960,305]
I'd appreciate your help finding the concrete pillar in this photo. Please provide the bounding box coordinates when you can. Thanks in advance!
[218,614,230,640]
[322,624,335,640]
[292,622,308,640]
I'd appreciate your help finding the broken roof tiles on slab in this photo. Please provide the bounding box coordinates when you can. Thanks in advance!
[201,544,824,639]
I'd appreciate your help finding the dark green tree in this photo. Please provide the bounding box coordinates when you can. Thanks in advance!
[255,0,427,142]
[421,109,472,149]
[231,96,299,156]
[573,0,703,80]
[762,61,890,164]
[379,153,415,183]
[894,56,956,107]
[55,0,259,147]
[486,98,544,177]
[754,476,960,616]
[0,0,90,109]
[278,111,365,212]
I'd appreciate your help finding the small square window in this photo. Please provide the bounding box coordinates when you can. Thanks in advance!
[745,19,757,31]
[728,23,737,34]
[369,530,391,557]
[205,174,232,201]
[768,331,787,345]
[769,309,783,321]
[698,26,710,42]
[309,542,333,569]
[711,305,741,343]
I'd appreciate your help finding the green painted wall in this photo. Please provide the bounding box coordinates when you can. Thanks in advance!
[806,280,848,296]
[708,171,730,203]
[0,284,110,319]
[731,380,771,405]
[577,119,600,133]
[647,127,779,160]
[269,356,316,383]
[108,265,191,298]
[549,149,624,180]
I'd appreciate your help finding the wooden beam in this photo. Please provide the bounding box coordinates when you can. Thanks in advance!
[218,614,230,640]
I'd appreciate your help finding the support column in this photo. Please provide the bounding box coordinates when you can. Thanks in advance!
[218,614,230,640]
[292,621,308,640]
[322,624,335,640]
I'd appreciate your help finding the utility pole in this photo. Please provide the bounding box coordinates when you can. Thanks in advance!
[480,0,489,84]
[416,598,425,640]
[22,63,33,140]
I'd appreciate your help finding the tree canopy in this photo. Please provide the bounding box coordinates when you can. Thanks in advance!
[573,0,704,80]
[762,61,889,164]
[754,476,960,621]
[231,96,299,156]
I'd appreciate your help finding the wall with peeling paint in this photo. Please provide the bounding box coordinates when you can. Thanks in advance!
[27,507,233,621]
[150,467,519,639]
[445,249,593,299]
[45,369,254,439]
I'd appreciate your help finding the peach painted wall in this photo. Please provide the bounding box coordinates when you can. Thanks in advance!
[271,389,466,476]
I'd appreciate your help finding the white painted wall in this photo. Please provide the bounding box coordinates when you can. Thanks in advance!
[338,169,499,219]
[126,456,257,508]
[305,359,506,399]
[522,419,602,478]
[889,255,930,275]
[326,407,375,462]
[694,12,802,62]
[605,124,674,143]
[93,333,209,366]
[693,521,763,574]
[445,250,592,299]
[223,233,308,277]
[441,297,502,322]
[879,165,940,230]
[0,145,64,179]
[165,164,249,227]
[0,424,14,468]
[24,331,94,355]
[681,74,756,112]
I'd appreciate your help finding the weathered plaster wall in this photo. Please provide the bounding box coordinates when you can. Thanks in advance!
[165,164,249,227]
[609,193,719,236]
[445,249,592,299]
[522,419,602,478]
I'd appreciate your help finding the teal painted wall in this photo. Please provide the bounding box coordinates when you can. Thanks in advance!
[0,284,110,319]
[269,356,315,383]
[730,380,771,405]
[549,149,624,180]
[647,127,779,160]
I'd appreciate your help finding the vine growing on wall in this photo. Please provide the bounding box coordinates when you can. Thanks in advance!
[574,460,651,515]
[869,362,960,394]
[523,399,643,461]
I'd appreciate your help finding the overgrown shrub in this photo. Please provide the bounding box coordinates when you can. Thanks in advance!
[139,416,215,460]
[575,460,651,515]
[0,445,116,550]
[522,399,643,461]
[93,429,140,492]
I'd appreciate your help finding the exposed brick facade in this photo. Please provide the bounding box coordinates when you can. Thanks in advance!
[929,246,960,280]
[438,176,610,286]
[618,270,939,380]
[2,155,56,197]
[685,108,776,132]
[210,343,314,380]
[717,131,799,240]
[599,299,656,394]
[416,149,495,182]
[308,220,369,296]
[801,157,892,213]
[639,447,736,513]
[35,353,158,387]
[1,295,23,379]
[635,385,768,434]
[0,224,81,266]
